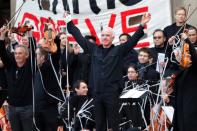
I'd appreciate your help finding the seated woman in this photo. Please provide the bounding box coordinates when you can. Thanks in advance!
[120,64,149,131]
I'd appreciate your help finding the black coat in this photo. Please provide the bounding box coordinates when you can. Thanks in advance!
[67,21,144,94]
[173,39,197,131]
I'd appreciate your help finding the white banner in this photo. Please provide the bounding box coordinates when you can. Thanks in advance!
[15,0,172,47]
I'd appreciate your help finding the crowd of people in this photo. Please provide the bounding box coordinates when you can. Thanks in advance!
[0,6,197,131]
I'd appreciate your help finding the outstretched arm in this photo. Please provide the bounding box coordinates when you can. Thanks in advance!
[0,26,14,68]
[119,13,151,55]
[64,13,95,54]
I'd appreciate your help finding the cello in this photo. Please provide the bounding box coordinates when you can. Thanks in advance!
[148,74,176,131]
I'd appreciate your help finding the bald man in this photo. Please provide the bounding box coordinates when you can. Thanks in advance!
[64,13,151,131]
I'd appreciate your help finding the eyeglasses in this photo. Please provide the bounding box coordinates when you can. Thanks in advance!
[153,36,162,39]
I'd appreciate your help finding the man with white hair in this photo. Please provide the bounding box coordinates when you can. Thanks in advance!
[0,27,35,131]
[64,13,151,131]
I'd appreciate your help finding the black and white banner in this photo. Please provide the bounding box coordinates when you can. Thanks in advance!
[15,0,172,47]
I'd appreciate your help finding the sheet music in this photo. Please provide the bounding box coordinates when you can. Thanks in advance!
[156,53,165,73]
[161,106,174,123]
[120,89,147,99]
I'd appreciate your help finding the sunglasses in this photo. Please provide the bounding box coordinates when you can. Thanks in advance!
[153,36,162,39]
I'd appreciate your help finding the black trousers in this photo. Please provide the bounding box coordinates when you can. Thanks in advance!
[9,105,33,131]
[34,106,59,131]
[94,92,119,131]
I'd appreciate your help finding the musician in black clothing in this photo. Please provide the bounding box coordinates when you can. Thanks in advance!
[0,27,35,131]
[34,40,63,131]
[120,64,147,130]
[164,7,194,76]
[149,29,168,63]
[64,12,151,131]
[173,32,197,131]
[149,29,173,77]
[188,26,197,47]
[137,48,160,81]
[59,33,75,89]
[164,7,193,41]
[69,80,95,131]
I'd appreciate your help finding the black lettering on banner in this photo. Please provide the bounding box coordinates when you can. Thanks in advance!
[72,0,79,14]
[107,0,115,9]
[119,0,142,6]
[89,0,101,14]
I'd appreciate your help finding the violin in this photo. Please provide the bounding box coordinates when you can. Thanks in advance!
[179,5,192,69]
[0,101,11,131]
[41,17,57,53]
[11,25,33,36]
[180,42,191,68]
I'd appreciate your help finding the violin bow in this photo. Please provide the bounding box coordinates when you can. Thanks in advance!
[183,4,191,32]
[6,1,26,28]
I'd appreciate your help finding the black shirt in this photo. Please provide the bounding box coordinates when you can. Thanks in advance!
[164,23,193,40]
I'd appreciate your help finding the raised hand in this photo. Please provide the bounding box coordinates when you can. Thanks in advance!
[63,11,72,23]
[73,43,81,55]
[0,26,8,40]
[168,36,176,45]
[140,13,151,26]
[181,32,188,41]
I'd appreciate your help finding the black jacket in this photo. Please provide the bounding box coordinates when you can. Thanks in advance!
[173,39,197,131]
[0,38,36,107]
[67,21,144,93]
[34,38,63,109]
